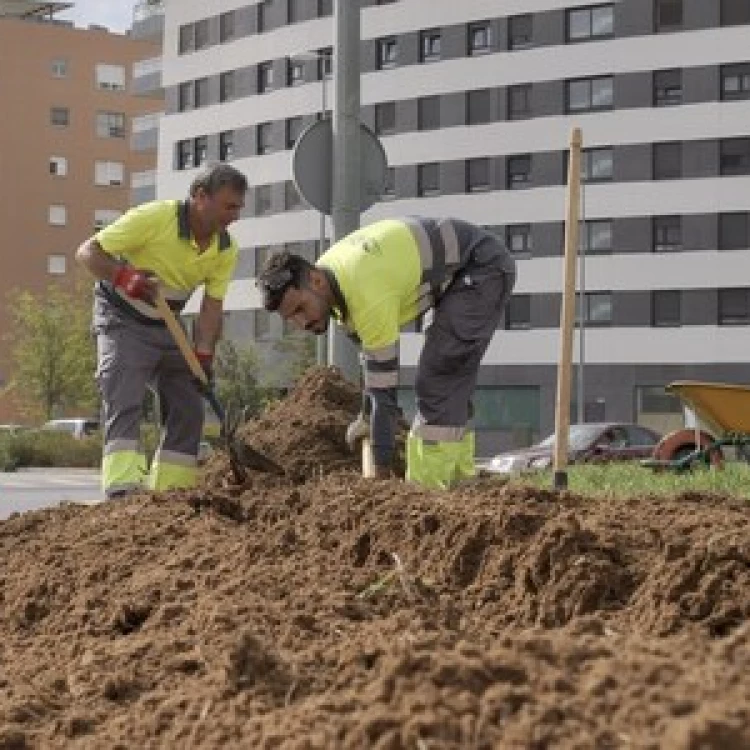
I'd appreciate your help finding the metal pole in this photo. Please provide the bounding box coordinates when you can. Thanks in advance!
[316,67,328,366]
[328,0,362,383]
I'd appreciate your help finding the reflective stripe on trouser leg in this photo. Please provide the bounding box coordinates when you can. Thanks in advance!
[148,345,204,491]
[406,434,465,489]
[454,430,476,481]
[102,440,147,497]
[148,450,198,491]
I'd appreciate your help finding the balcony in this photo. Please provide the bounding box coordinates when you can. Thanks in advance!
[131,0,163,40]
[131,55,162,97]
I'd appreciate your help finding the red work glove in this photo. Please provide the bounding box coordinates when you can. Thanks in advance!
[113,265,152,302]
[194,350,214,386]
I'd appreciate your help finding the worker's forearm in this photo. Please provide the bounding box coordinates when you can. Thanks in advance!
[75,239,121,283]
[193,296,224,352]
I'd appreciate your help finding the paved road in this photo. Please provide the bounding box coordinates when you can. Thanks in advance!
[0,468,102,520]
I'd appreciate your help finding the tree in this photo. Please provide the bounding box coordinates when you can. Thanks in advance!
[271,330,316,384]
[3,282,98,421]
[214,339,269,419]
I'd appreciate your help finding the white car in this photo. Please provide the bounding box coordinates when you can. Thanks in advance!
[42,418,100,439]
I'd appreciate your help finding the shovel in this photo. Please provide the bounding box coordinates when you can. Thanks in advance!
[153,291,285,482]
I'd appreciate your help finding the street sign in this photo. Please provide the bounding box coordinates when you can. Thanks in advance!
[292,117,388,216]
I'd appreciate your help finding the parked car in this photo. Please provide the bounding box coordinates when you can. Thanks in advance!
[478,422,662,475]
[0,424,27,435]
[41,418,100,439]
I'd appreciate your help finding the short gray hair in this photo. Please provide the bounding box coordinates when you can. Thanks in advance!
[189,162,248,197]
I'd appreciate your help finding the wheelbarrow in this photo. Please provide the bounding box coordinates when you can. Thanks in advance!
[154,292,285,482]
[643,380,750,471]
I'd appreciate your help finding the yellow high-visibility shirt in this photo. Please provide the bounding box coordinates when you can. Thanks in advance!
[96,199,237,300]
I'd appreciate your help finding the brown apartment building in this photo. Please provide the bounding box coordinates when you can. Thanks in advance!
[0,2,162,421]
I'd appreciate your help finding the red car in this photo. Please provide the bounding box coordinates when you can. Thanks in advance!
[479,422,662,475]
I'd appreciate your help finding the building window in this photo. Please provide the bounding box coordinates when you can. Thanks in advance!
[508,84,531,120]
[653,142,682,179]
[257,122,274,155]
[48,205,67,226]
[219,131,234,161]
[652,290,681,327]
[194,136,208,166]
[507,155,531,189]
[96,111,125,138]
[374,102,396,135]
[49,156,68,176]
[94,160,124,186]
[317,47,333,79]
[176,140,192,170]
[417,96,440,130]
[582,147,613,182]
[581,220,613,254]
[257,0,272,32]
[655,0,683,31]
[286,116,304,149]
[178,24,194,54]
[722,63,750,100]
[255,185,272,216]
[566,76,614,112]
[718,288,750,324]
[94,209,121,230]
[653,216,682,252]
[467,89,491,124]
[420,29,441,62]
[566,4,614,42]
[720,138,750,175]
[47,254,67,275]
[468,21,491,55]
[220,71,235,102]
[508,14,532,50]
[507,224,533,256]
[287,59,305,86]
[258,62,274,93]
[285,181,302,211]
[194,77,209,108]
[95,63,125,91]
[719,212,750,250]
[382,167,396,200]
[51,58,67,78]
[505,294,531,329]
[288,0,304,22]
[580,292,613,325]
[178,82,192,111]
[194,19,210,50]
[417,163,440,196]
[377,37,398,69]
[654,69,682,106]
[318,0,333,15]
[50,107,69,127]
[466,158,490,192]
[721,0,750,26]
[219,11,235,42]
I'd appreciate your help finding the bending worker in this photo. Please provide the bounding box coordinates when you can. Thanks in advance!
[75,162,248,498]
[257,217,516,489]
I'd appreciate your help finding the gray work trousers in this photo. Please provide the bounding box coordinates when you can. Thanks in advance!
[93,294,204,494]
[414,253,516,435]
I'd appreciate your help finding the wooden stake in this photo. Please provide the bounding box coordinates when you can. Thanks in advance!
[362,437,376,478]
[553,127,583,490]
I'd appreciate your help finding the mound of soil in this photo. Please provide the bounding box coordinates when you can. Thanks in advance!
[1,367,749,748]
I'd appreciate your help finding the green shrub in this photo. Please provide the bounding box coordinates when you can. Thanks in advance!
[0,431,101,472]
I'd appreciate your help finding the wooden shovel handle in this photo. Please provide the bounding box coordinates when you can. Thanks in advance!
[153,291,208,386]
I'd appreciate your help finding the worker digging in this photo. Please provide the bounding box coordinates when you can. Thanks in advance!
[257,216,516,489]
[75,162,253,499]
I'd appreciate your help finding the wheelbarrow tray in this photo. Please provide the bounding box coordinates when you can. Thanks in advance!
[666,380,750,437]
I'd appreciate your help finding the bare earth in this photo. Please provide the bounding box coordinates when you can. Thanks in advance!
[1,367,749,749]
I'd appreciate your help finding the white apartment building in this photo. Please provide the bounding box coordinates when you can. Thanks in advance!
[154,0,750,453]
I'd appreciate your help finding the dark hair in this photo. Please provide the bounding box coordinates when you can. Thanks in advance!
[189,162,248,197]
[256,251,315,311]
